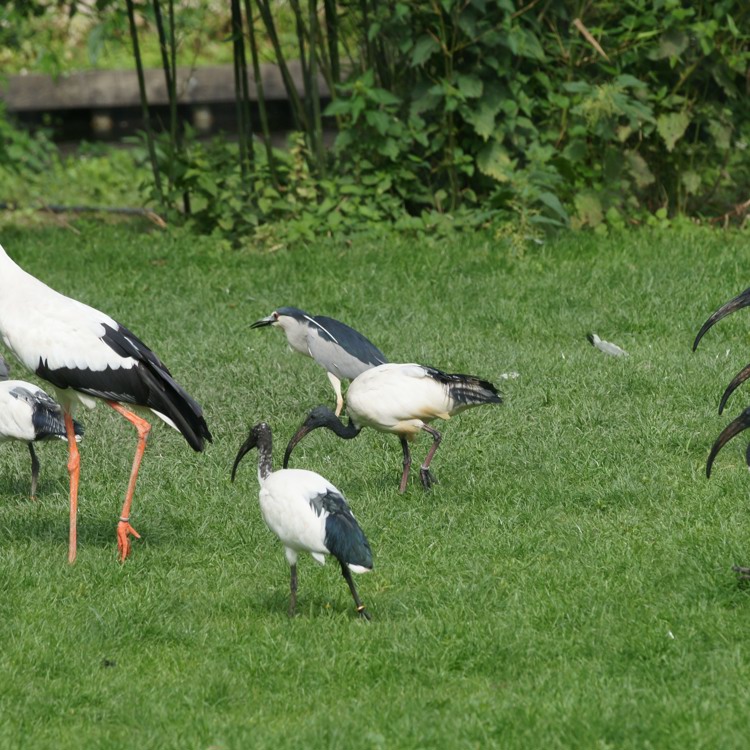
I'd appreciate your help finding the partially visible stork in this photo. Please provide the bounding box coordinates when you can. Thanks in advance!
[232,421,373,619]
[252,307,387,416]
[0,243,212,562]
[0,354,83,498]
[284,363,502,492]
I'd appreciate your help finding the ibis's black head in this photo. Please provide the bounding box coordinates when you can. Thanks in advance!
[694,287,750,352]
[232,421,273,481]
[283,406,360,468]
[251,307,307,329]
[706,407,750,478]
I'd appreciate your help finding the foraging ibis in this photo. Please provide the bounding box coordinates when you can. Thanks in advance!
[284,363,502,492]
[231,421,373,619]
[0,243,212,562]
[0,354,83,498]
[694,286,750,414]
[252,307,387,416]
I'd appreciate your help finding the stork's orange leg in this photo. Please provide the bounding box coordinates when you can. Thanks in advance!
[64,412,80,564]
[108,402,150,561]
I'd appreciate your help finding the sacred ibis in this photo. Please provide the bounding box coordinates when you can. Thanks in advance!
[0,243,212,562]
[0,354,83,498]
[284,363,502,492]
[232,421,373,619]
[694,286,750,414]
[252,307,387,416]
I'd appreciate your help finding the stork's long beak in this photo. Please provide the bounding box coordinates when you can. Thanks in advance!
[693,287,750,351]
[706,407,750,478]
[231,433,258,481]
[251,315,275,329]
[283,423,314,469]
[719,362,750,414]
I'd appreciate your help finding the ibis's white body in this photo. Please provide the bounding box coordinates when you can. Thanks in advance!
[0,380,65,442]
[346,363,456,437]
[258,467,370,574]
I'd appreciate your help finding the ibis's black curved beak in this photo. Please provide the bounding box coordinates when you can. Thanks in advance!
[283,423,314,469]
[719,362,750,414]
[706,407,750,478]
[251,315,275,329]
[231,432,258,481]
[694,287,750,352]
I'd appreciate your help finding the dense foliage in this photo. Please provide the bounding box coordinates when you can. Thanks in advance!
[1,1,749,243]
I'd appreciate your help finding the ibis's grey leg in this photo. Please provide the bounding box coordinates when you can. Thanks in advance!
[289,563,298,617]
[341,562,371,620]
[419,425,442,490]
[28,443,39,499]
[399,436,411,494]
[733,565,750,580]
[327,372,344,417]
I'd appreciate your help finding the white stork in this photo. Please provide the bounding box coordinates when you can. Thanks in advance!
[0,354,83,498]
[283,362,502,492]
[0,243,212,562]
[232,421,372,619]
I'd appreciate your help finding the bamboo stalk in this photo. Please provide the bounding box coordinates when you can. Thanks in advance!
[230,0,249,181]
[308,0,325,175]
[125,0,164,207]
[246,0,279,187]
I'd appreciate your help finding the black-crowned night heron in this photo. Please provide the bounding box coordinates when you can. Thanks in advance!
[251,307,387,416]
[0,242,212,562]
[231,421,373,619]
[0,354,83,498]
[283,363,502,493]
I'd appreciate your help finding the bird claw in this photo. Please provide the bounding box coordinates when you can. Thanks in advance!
[117,520,141,562]
[358,607,372,621]
[419,467,437,490]
[733,565,750,580]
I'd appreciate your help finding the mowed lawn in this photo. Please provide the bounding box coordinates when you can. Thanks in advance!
[2,224,750,748]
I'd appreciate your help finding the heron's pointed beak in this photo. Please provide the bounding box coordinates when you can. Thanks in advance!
[251,315,275,329]
[694,287,750,351]
[231,433,258,481]
[706,407,750,478]
[283,423,315,469]
[719,362,750,415]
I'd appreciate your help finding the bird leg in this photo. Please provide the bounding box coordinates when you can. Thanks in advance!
[28,443,39,500]
[64,412,80,564]
[289,563,298,617]
[419,425,442,490]
[327,372,344,417]
[341,562,371,620]
[108,402,149,562]
[399,436,412,494]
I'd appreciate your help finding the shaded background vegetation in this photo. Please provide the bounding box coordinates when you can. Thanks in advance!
[1,0,749,245]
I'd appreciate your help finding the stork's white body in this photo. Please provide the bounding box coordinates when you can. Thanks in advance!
[258,468,370,574]
[0,247,156,416]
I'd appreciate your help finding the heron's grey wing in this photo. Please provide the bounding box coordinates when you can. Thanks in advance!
[307,315,387,379]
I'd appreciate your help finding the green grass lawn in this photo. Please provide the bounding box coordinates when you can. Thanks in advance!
[2,223,750,748]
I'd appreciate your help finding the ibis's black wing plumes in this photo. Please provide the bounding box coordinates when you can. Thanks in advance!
[694,287,750,352]
[706,407,750,478]
[423,366,503,410]
[718,363,750,415]
[9,386,84,441]
[37,323,211,452]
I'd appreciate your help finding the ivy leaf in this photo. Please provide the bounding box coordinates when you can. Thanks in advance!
[477,141,515,182]
[656,111,690,152]
[537,192,569,223]
[624,150,655,188]
[651,29,689,59]
[456,74,483,99]
[682,171,701,195]
[708,119,732,150]
[411,35,440,66]
[574,192,604,227]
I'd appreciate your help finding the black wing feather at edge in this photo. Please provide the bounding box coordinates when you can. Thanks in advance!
[36,323,212,451]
